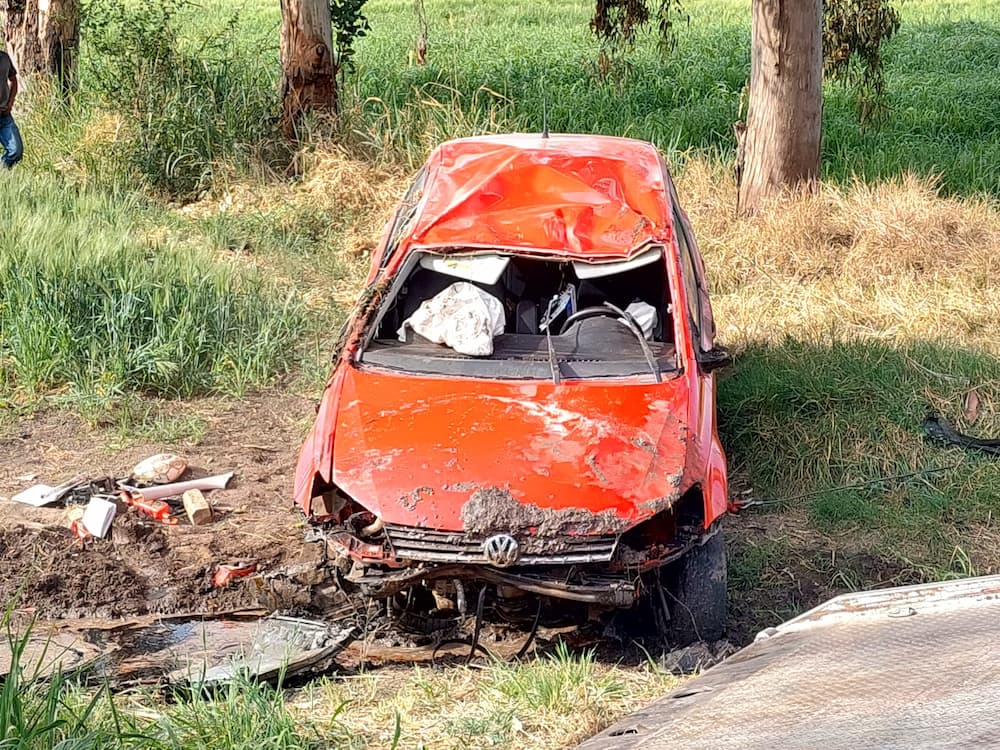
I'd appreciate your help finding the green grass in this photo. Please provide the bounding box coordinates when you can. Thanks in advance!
[719,339,1000,576]
[193,0,1000,196]
[20,0,996,197]
[0,622,668,750]
[0,170,304,400]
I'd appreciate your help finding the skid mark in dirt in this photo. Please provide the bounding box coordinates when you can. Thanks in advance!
[0,393,314,619]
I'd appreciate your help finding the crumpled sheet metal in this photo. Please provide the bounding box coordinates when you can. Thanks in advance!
[0,614,354,688]
[0,628,103,680]
[408,135,673,257]
[168,616,355,687]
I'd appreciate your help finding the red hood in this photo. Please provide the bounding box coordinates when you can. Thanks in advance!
[327,367,691,535]
[408,135,672,258]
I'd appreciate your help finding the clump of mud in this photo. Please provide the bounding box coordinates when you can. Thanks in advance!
[0,527,148,619]
[0,517,282,620]
[461,487,629,536]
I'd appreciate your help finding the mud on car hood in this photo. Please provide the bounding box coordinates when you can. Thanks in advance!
[327,366,692,536]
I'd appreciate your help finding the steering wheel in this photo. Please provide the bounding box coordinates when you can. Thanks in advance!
[556,303,633,335]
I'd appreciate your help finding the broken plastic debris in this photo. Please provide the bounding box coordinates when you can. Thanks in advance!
[131,453,188,484]
[13,475,87,507]
[398,281,505,356]
[81,496,117,538]
[118,471,233,502]
[213,563,258,587]
[120,491,177,525]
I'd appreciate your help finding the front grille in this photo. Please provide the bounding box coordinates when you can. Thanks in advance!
[384,524,618,566]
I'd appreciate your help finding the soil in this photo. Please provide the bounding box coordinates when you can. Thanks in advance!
[0,391,912,649]
[0,392,316,620]
[724,509,921,644]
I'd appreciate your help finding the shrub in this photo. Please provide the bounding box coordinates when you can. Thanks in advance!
[80,0,286,198]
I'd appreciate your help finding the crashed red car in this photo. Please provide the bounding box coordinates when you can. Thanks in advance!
[295,134,730,643]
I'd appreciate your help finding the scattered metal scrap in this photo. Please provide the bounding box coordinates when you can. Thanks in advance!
[0,612,354,688]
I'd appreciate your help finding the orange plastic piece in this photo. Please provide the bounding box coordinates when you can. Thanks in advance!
[120,490,178,525]
[213,563,257,587]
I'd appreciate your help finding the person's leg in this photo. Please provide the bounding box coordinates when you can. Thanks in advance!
[0,113,24,168]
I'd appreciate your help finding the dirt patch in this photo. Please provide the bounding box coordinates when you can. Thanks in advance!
[0,392,316,619]
[460,486,630,537]
[0,527,147,618]
[724,510,923,644]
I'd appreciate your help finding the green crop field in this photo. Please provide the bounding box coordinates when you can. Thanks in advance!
[195,0,1000,194]
[2,0,999,746]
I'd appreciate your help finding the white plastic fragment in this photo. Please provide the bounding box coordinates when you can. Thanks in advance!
[398,282,506,356]
[625,301,658,340]
[82,497,117,538]
[13,484,59,507]
[132,454,188,484]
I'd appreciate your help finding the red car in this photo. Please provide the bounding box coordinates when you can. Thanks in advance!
[295,134,730,643]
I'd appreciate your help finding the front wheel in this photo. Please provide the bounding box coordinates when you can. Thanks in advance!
[662,526,728,645]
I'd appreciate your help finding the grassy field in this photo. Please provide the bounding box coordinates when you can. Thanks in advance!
[191,0,1000,194]
[2,0,1000,746]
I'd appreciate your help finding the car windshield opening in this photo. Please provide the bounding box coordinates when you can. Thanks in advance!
[360,249,678,380]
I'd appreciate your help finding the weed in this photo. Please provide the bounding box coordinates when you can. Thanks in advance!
[0,172,304,398]
[79,0,286,198]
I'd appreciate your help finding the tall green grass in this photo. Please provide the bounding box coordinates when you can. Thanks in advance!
[22,0,287,198]
[719,339,1000,571]
[0,172,304,398]
[192,0,1000,196]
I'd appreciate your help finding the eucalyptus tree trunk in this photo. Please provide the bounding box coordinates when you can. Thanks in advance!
[280,0,337,139]
[1,0,79,91]
[737,0,823,215]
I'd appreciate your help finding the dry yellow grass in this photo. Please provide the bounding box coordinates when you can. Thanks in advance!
[676,158,1000,351]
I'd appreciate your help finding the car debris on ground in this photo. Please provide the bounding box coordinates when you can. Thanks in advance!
[0,611,354,689]
[9,455,234,540]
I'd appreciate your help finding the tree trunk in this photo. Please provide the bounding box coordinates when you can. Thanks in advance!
[1,0,79,92]
[280,0,337,139]
[737,0,823,216]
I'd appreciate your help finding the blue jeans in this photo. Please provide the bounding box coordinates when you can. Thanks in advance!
[0,113,23,168]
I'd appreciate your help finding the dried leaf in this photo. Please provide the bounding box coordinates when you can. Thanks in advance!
[963,388,981,424]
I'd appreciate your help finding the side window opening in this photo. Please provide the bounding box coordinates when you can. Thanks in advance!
[673,209,703,346]
[379,167,428,270]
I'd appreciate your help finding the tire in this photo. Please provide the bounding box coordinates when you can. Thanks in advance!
[663,526,728,646]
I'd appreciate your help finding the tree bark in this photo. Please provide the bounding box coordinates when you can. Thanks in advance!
[737,0,823,215]
[1,0,79,92]
[280,0,337,139]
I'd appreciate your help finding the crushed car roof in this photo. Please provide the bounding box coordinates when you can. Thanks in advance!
[406,134,674,259]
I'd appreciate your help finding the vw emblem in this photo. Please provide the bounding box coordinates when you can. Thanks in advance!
[483,534,520,568]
